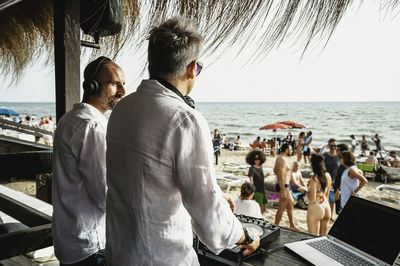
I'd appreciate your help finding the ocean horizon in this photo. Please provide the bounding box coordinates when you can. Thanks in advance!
[1,101,399,151]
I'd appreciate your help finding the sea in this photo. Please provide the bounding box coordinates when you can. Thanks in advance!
[1,101,399,151]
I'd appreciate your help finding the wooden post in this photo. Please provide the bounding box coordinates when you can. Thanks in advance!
[54,0,81,122]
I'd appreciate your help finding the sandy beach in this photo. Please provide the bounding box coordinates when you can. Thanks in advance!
[1,148,399,235]
[215,149,400,234]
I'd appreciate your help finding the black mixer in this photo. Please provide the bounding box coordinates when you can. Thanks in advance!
[193,214,280,265]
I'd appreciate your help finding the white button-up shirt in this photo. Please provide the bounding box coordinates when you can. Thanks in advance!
[52,103,108,264]
[106,80,243,266]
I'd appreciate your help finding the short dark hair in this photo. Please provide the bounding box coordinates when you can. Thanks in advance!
[240,182,256,199]
[341,151,356,166]
[390,151,397,155]
[280,143,290,154]
[246,150,266,166]
[147,17,203,79]
[337,144,349,152]
[350,134,355,139]
[328,138,336,144]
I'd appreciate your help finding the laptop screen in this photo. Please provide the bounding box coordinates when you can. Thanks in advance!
[329,196,400,265]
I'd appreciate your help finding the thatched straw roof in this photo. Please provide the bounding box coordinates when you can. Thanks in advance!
[0,0,398,81]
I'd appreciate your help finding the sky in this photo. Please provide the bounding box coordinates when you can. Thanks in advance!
[1,2,400,102]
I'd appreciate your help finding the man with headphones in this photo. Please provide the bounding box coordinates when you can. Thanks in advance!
[52,57,125,265]
[105,17,259,265]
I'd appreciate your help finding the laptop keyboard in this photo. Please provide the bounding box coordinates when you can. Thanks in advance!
[307,239,376,266]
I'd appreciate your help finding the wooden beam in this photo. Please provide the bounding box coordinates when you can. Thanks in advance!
[54,0,81,122]
[0,224,52,260]
[0,193,51,227]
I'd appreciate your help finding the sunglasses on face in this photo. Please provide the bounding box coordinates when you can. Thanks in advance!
[195,61,203,76]
[330,145,337,148]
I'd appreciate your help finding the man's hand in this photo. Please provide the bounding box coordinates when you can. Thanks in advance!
[240,227,260,256]
[223,194,235,213]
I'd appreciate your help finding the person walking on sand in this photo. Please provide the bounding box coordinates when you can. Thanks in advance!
[322,139,340,222]
[246,150,269,214]
[296,131,306,162]
[360,135,369,156]
[213,129,223,156]
[332,144,349,215]
[372,133,383,158]
[350,134,358,153]
[52,57,126,265]
[106,17,259,266]
[303,131,313,164]
[306,154,332,236]
[340,151,368,209]
[274,144,298,230]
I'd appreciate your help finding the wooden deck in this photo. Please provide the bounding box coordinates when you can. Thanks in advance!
[0,185,54,265]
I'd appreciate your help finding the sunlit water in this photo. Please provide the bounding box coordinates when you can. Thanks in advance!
[1,101,399,150]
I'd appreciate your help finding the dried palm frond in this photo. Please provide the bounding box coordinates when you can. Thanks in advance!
[0,0,399,81]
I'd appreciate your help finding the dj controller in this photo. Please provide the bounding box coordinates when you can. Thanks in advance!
[193,214,280,266]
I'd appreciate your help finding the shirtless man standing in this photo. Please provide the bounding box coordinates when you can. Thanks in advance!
[274,144,298,230]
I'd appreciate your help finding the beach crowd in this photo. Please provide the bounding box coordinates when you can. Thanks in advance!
[215,129,400,237]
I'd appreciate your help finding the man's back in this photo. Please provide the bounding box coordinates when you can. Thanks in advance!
[106,80,242,265]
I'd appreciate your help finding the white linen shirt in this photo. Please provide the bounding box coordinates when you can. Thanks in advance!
[52,103,108,264]
[106,80,243,266]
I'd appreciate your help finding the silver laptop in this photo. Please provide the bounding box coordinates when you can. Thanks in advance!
[285,196,400,266]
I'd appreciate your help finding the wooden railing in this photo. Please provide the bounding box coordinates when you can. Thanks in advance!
[0,118,54,138]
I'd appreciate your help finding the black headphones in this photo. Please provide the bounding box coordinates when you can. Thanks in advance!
[83,56,111,94]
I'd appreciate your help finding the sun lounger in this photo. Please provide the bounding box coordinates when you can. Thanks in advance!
[222,162,250,175]
[357,163,377,181]
[376,184,400,204]
[381,166,400,183]
[216,174,248,193]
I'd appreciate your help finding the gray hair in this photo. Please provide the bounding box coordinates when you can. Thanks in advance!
[147,17,203,79]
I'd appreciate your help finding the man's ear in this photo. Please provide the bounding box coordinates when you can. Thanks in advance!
[186,61,196,79]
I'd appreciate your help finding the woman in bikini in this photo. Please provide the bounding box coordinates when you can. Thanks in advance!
[306,153,332,236]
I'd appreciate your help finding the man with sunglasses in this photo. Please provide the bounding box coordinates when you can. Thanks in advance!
[323,138,341,221]
[333,143,349,215]
[106,17,259,265]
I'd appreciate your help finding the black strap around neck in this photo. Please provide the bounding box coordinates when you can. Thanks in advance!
[156,78,195,109]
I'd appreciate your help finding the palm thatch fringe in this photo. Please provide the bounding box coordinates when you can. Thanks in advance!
[0,0,398,81]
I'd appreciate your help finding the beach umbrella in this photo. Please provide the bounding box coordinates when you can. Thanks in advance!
[259,123,292,152]
[259,123,291,130]
[0,108,18,116]
[278,121,306,129]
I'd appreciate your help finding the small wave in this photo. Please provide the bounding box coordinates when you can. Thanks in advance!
[225,124,245,128]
